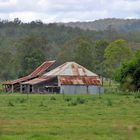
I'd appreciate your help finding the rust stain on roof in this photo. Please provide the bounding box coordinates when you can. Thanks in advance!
[4,61,101,86]
[4,76,34,85]
[44,62,98,77]
[59,76,101,85]
[4,60,55,85]
[22,76,55,85]
[72,63,79,75]
[30,60,55,77]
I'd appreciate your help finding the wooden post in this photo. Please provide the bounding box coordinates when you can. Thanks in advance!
[11,85,14,93]
[32,85,34,93]
[102,76,104,86]
[20,84,22,93]
[27,85,29,100]
[27,85,30,93]
[87,85,89,94]
[98,86,101,98]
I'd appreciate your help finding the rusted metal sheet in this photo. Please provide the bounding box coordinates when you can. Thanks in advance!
[22,76,55,85]
[44,62,98,76]
[4,60,55,85]
[59,76,101,85]
[30,60,55,77]
[4,76,34,85]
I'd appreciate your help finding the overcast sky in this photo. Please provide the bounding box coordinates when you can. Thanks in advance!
[0,0,140,23]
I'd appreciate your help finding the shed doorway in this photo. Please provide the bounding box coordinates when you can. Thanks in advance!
[45,86,60,93]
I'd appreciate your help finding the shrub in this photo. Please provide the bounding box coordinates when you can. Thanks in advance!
[19,98,27,103]
[64,97,72,102]
[76,97,86,104]
[68,97,86,106]
[39,101,46,107]
[8,100,14,106]
[68,100,78,106]
[50,96,56,100]
[106,98,112,106]
[134,94,140,99]
[115,50,140,91]
[16,97,27,104]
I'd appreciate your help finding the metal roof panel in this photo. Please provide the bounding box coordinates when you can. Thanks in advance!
[44,62,98,77]
[4,60,55,85]
[59,76,101,85]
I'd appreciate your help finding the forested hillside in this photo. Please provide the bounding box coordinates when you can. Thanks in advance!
[60,18,140,32]
[0,18,140,81]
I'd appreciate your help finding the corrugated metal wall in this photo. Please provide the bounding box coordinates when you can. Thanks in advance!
[60,85,104,94]
[88,86,104,94]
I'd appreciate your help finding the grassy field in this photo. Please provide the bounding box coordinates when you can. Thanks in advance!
[0,93,140,140]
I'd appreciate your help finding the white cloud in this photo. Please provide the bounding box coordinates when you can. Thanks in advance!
[0,0,139,22]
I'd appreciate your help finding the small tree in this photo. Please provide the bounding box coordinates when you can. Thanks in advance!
[94,40,109,76]
[115,50,140,91]
[74,38,95,71]
[104,39,133,79]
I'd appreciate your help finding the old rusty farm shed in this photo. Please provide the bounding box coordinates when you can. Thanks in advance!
[3,60,55,92]
[4,61,103,94]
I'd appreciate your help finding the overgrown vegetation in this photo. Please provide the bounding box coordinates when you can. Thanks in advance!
[115,50,140,91]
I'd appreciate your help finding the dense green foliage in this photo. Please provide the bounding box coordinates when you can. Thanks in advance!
[74,38,94,70]
[0,93,140,140]
[115,51,140,91]
[16,35,46,76]
[0,18,139,80]
[104,39,133,78]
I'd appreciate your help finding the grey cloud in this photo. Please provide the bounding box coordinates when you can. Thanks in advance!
[0,0,39,13]
[0,0,139,22]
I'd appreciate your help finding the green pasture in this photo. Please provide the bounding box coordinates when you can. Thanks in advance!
[0,93,140,140]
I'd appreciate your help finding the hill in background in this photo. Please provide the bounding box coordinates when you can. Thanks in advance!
[59,18,140,32]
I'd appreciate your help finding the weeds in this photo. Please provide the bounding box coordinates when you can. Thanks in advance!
[106,98,112,106]
[68,100,77,106]
[50,96,56,100]
[19,98,27,103]
[133,99,139,103]
[16,97,27,104]
[8,100,14,106]
[134,94,140,99]
[68,97,86,106]
[76,97,86,104]
[39,101,46,107]
[64,96,72,102]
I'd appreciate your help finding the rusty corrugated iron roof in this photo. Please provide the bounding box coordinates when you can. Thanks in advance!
[59,76,101,85]
[5,61,101,86]
[44,62,98,77]
[4,60,55,85]
[30,60,55,77]
[4,75,34,85]
[21,75,101,86]
[21,76,55,85]
[20,62,101,86]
